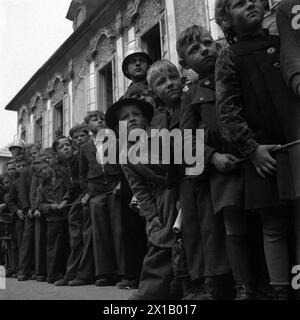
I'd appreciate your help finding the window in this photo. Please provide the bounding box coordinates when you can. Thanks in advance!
[98,61,113,112]
[34,118,43,147]
[141,23,162,62]
[206,0,224,40]
[42,100,53,148]
[63,94,70,136]
[87,62,97,111]
[53,101,63,138]
[26,113,34,144]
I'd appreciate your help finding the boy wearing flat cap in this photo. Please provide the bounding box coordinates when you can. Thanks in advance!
[105,98,179,300]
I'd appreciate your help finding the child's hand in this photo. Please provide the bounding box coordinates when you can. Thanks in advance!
[57,200,67,210]
[81,193,90,206]
[16,210,25,220]
[113,182,121,198]
[34,210,41,218]
[27,209,33,219]
[50,203,60,211]
[249,145,278,179]
[210,152,239,173]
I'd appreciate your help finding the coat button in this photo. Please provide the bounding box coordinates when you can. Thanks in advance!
[204,80,210,86]
[273,62,280,69]
[267,47,276,54]
[200,97,205,102]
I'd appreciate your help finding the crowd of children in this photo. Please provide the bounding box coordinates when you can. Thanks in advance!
[0,0,300,300]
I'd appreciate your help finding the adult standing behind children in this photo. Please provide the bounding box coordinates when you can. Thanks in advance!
[122,43,153,95]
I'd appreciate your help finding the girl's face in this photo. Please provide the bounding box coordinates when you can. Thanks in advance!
[56,138,73,160]
[227,0,264,35]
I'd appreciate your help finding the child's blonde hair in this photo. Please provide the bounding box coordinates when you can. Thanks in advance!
[147,59,181,90]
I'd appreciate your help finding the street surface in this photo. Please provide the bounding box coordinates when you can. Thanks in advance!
[0,278,136,300]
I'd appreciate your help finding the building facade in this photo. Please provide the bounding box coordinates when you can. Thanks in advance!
[5,0,278,148]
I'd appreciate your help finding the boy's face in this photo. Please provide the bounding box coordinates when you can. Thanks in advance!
[7,163,16,177]
[151,70,183,106]
[38,162,54,181]
[127,55,149,81]
[30,147,40,160]
[72,131,89,148]
[88,116,105,134]
[227,0,264,35]
[182,34,217,75]
[117,105,148,133]
[56,138,73,160]
[2,177,10,191]
[10,147,22,158]
[15,161,27,174]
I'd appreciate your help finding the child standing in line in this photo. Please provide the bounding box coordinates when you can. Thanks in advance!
[36,155,69,284]
[215,0,296,299]
[80,111,125,287]
[176,25,237,300]
[105,97,179,300]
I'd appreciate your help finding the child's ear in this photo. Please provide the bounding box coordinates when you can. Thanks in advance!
[179,60,190,70]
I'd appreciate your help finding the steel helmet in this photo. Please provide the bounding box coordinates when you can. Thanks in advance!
[122,40,152,79]
[8,139,25,151]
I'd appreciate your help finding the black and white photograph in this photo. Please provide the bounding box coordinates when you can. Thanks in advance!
[0,0,300,307]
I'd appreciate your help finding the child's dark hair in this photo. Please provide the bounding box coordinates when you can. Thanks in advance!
[215,0,238,44]
[84,111,105,125]
[176,25,211,60]
[52,136,72,153]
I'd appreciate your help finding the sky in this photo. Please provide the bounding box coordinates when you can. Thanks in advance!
[0,0,73,148]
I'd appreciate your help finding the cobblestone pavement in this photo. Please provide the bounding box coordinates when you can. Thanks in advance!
[0,278,136,300]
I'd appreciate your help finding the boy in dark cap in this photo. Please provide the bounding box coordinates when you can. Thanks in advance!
[105,98,179,300]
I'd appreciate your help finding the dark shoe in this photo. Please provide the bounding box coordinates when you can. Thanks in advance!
[54,278,69,286]
[68,278,91,287]
[272,286,290,300]
[182,287,206,300]
[17,275,29,281]
[200,277,219,300]
[48,275,64,284]
[95,277,116,287]
[36,275,46,282]
[30,274,36,280]
[128,293,147,300]
[234,283,254,300]
[116,279,139,290]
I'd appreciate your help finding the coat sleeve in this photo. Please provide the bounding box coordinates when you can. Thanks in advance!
[79,145,89,194]
[29,175,39,210]
[37,185,52,216]
[122,164,158,222]
[7,182,19,214]
[19,170,31,210]
[215,48,259,157]
[277,0,300,98]
[180,91,216,166]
